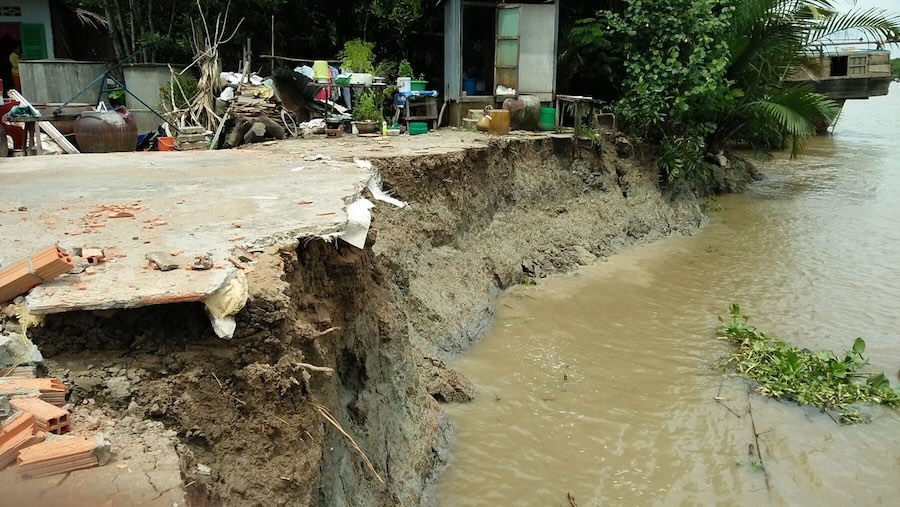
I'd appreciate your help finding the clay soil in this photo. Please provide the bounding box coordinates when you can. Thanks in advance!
[20,134,717,506]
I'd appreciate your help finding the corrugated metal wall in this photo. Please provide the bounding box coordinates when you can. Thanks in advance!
[444,0,462,101]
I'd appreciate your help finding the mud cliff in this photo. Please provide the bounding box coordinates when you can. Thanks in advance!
[31,136,706,506]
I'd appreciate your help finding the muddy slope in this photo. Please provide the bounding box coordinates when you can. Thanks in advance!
[30,136,705,506]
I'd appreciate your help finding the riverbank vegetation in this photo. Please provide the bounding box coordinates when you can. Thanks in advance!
[571,0,900,183]
[66,0,900,185]
[718,305,899,424]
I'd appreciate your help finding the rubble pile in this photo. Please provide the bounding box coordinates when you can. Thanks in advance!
[0,306,112,480]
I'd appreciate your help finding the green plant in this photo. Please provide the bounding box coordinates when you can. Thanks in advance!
[573,1,900,182]
[718,304,900,423]
[712,0,900,155]
[891,58,900,79]
[353,91,383,123]
[574,124,603,150]
[160,74,199,113]
[370,0,424,34]
[398,59,414,78]
[108,89,126,107]
[338,39,376,74]
[579,0,736,184]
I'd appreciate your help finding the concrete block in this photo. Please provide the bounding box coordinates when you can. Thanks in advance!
[0,333,43,368]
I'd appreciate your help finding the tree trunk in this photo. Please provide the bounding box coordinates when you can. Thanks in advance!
[102,0,126,60]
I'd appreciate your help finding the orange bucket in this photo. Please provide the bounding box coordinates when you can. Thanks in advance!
[157,136,175,151]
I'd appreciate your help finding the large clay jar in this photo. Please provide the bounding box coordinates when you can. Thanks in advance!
[503,95,541,131]
[74,111,138,153]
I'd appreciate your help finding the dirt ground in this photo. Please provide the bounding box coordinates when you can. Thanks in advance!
[3,131,729,506]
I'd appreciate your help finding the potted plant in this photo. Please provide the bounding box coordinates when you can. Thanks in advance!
[411,72,428,92]
[398,59,414,80]
[339,39,375,85]
[397,59,426,92]
[352,91,383,134]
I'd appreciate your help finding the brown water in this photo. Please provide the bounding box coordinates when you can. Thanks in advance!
[438,86,900,506]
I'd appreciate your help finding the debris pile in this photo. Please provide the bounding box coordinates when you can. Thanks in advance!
[0,315,112,479]
[0,379,110,477]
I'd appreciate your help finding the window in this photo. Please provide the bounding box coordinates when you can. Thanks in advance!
[0,6,22,17]
[495,7,519,92]
[848,56,868,75]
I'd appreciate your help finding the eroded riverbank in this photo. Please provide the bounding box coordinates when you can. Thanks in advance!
[5,133,712,505]
[438,90,900,505]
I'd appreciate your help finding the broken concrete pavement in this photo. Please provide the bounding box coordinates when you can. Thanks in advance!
[0,149,375,319]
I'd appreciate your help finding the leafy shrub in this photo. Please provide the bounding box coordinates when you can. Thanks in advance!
[338,39,376,74]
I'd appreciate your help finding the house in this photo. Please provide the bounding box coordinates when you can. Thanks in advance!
[1,0,54,92]
[442,0,559,126]
[786,46,893,131]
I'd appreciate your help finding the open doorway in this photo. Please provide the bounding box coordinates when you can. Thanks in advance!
[461,5,495,97]
[0,23,21,94]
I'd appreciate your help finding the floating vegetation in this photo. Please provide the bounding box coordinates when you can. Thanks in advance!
[718,304,899,423]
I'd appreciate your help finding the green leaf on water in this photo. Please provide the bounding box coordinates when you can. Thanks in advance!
[717,306,900,423]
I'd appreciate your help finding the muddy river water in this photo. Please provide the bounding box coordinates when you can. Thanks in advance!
[437,86,900,506]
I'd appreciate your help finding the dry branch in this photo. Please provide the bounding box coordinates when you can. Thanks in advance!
[311,403,384,484]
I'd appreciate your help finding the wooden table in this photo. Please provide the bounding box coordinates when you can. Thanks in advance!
[14,117,43,156]
[554,94,614,133]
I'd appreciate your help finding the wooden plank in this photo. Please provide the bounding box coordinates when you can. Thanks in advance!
[8,90,80,154]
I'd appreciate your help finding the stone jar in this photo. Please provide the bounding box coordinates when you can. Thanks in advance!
[74,111,138,153]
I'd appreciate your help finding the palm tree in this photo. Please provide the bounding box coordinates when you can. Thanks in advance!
[711,0,900,155]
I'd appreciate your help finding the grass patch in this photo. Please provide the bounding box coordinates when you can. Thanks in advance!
[718,304,899,423]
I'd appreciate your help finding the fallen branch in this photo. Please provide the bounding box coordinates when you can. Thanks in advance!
[295,362,335,375]
[311,402,383,484]
[747,396,770,491]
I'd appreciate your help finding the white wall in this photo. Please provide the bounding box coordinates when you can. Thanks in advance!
[0,0,55,59]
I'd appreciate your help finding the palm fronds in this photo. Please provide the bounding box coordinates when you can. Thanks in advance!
[745,85,838,155]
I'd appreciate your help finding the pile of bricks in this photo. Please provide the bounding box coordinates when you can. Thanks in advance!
[0,376,109,477]
[0,245,74,304]
[17,436,101,478]
[0,378,67,406]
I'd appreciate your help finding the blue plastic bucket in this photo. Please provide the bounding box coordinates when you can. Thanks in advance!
[463,79,477,96]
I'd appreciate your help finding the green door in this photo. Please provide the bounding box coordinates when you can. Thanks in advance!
[20,23,48,60]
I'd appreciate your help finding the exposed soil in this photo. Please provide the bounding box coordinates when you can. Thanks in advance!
[18,135,718,506]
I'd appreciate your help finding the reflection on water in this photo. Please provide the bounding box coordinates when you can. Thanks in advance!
[438,85,900,506]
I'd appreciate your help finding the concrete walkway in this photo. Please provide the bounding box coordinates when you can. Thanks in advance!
[0,150,371,315]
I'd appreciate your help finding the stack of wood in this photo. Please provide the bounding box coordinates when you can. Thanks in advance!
[230,85,288,125]
[175,126,209,151]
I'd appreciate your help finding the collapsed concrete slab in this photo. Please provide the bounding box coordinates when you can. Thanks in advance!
[0,150,373,320]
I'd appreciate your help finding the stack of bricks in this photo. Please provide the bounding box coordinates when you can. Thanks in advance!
[0,245,74,304]
[0,378,67,406]
[17,437,99,478]
[0,412,46,468]
[0,381,107,477]
[175,126,209,151]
